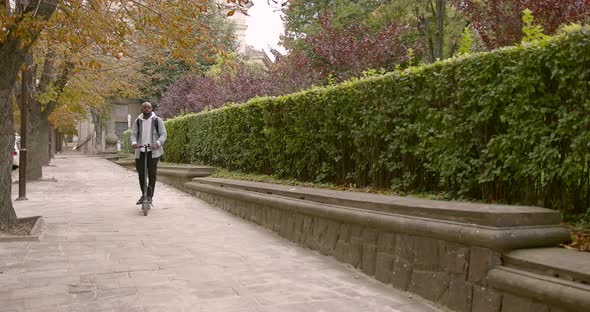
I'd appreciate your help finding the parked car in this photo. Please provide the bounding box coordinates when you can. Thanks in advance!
[12,135,20,170]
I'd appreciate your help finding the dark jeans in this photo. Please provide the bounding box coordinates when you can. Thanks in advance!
[135,151,159,198]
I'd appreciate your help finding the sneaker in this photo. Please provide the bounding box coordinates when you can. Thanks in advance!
[136,196,144,205]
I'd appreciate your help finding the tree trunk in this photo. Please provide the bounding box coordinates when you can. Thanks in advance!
[420,0,446,62]
[49,124,56,159]
[0,0,58,229]
[29,49,72,169]
[26,62,46,179]
[31,48,55,169]
[91,109,104,152]
[433,0,446,61]
[56,129,62,152]
[1,0,9,14]
[0,88,18,230]
[417,11,435,62]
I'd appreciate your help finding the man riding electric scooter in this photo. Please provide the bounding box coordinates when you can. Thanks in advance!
[130,102,167,213]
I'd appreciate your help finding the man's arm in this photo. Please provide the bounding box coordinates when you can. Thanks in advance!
[130,118,139,148]
[155,118,167,148]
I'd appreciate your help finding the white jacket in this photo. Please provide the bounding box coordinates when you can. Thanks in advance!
[130,112,167,159]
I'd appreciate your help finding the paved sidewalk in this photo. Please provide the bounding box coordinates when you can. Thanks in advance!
[3,153,443,312]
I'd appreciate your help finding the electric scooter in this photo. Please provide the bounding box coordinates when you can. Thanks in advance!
[137,144,152,216]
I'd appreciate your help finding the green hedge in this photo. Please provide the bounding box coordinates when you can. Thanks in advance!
[122,130,132,153]
[165,28,590,213]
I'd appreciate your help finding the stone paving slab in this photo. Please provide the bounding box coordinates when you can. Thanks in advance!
[3,153,444,312]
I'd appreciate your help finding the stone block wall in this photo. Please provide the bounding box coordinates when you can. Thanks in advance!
[158,174,187,192]
[191,191,509,312]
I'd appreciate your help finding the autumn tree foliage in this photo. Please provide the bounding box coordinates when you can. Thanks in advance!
[0,0,249,230]
[159,56,281,118]
[301,15,421,82]
[273,13,424,86]
[158,74,224,118]
[137,2,238,108]
[158,14,421,118]
[8,0,233,181]
[450,0,590,49]
[266,48,321,94]
[282,0,468,65]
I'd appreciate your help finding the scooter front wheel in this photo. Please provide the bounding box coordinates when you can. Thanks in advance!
[142,202,150,216]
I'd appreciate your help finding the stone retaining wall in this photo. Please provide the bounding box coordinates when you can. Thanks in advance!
[156,165,214,190]
[178,178,584,312]
[196,191,502,311]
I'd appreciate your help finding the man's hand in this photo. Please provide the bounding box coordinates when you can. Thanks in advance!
[154,142,161,149]
[132,143,138,149]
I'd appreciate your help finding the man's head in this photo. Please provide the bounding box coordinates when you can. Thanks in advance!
[141,102,153,118]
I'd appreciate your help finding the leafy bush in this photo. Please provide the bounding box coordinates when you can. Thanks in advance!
[121,130,132,153]
[164,27,590,214]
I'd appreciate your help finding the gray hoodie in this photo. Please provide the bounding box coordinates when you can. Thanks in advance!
[130,112,167,159]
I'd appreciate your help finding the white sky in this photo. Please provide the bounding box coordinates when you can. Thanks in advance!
[245,0,287,56]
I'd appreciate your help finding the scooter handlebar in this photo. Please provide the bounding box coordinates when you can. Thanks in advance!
[134,144,152,151]
[134,143,160,150]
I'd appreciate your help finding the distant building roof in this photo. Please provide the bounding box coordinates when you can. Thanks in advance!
[244,45,273,67]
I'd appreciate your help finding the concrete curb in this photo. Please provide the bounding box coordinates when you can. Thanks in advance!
[115,158,135,167]
[488,266,590,312]
[158,165,214,179]
[0,216,44,242]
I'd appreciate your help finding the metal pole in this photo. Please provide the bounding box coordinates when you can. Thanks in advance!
[48,126,51,161]
[17,54,31,201]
